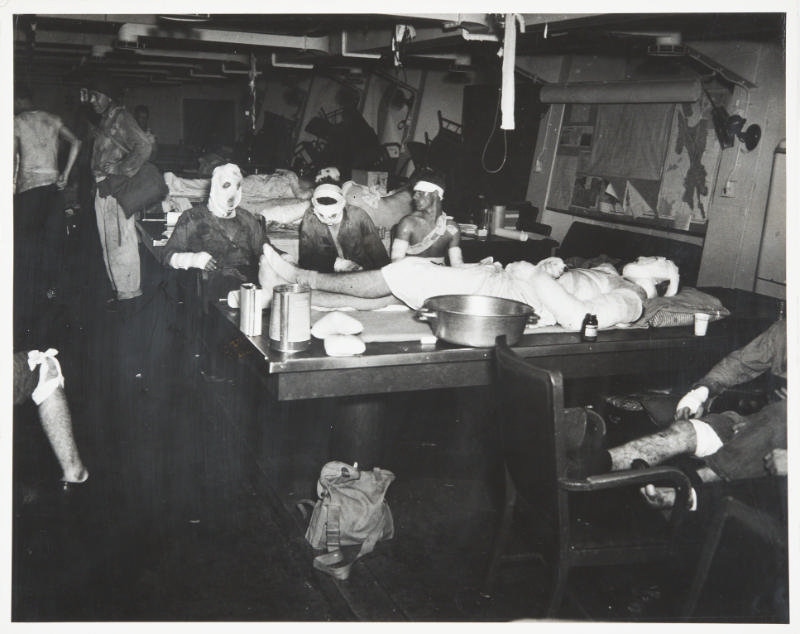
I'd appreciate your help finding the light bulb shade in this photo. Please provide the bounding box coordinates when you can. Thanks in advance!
[738,124,761,151]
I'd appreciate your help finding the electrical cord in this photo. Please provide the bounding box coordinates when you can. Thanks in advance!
[481,92,508,174]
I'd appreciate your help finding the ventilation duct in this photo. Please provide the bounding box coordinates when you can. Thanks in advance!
[540,78,701,104]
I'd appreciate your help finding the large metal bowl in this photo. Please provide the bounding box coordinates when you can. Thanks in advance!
[415,295,539,347]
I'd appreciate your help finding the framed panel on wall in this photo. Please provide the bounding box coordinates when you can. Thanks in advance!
[548,91,725,236]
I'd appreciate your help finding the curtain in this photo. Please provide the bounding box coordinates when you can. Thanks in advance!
[585,103,674,180]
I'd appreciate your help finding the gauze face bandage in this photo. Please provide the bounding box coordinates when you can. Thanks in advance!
[208,163,243,218]
[622,256,680,299]
[312,183,346,226]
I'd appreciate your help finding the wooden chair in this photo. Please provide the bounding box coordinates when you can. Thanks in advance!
[483,337,695,617]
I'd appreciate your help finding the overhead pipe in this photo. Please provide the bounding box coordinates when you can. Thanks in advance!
[132,48,250,64]
[540,78,702,104]
[116,22,329,53]
[221,63,261,76]
[271,53,314,70]
[341,31,382,59]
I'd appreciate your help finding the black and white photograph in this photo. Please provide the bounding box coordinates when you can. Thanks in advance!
[4,2,796,625]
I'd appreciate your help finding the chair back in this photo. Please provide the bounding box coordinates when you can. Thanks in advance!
[494,337,563,522]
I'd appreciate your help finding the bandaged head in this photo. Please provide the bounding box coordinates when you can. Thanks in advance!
[312,183,346,226]
[622,256,680,299]
[208,163,243,218]
[412,168,446,199]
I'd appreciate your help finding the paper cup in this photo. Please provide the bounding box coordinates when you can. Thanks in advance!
[694,312,710,336]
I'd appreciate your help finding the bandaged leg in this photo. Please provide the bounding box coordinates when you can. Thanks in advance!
[24,350,88,484]
[260,243,392,299]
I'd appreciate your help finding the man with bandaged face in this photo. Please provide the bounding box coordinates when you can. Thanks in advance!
[298,170,389,273]
[391,168,463,266]
[164,163,270,299]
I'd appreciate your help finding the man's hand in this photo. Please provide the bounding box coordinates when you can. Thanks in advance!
[55,173,68,189]
[675,386,709,420]
[764,448,787,476]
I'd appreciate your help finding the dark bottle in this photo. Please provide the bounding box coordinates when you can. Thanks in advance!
[581,313,598,342]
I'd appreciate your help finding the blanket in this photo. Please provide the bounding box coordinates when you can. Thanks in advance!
[163,169,312,225]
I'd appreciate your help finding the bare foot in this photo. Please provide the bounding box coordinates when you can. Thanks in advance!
[262,243,299,283]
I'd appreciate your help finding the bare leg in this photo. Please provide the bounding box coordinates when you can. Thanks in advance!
[37,387,88,484]
[608,419,697,471]
[260,244,393,299]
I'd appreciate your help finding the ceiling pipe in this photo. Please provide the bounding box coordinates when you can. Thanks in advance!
[271,53,314,70]
[341,31,382,59]
[116,22,330,53]
[189,69,228,79]
[131,48,250,64]
[221,63,261,76]
[540,78,702,103]
[460,28,498,42]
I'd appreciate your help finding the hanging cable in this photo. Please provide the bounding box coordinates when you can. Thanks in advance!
[481,92,508,174]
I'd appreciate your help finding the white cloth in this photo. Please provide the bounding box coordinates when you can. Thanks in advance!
[208,163,242,218]
[27,349,64,405]
[690,418,724,457]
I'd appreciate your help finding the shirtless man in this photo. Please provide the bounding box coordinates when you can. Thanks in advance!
[14,84,82,342]
[391,169,463,266]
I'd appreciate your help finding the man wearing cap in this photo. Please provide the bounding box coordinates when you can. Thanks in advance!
[87,78,153,304]
[299,174,389,273]
[391,169,463,266]
[14,84,82,343]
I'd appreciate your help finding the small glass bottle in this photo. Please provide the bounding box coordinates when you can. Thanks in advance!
[581,313,598,342]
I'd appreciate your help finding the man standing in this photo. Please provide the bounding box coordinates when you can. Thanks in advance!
[391,169,463,266]
[14,85,82,338]
[87,78,153,305]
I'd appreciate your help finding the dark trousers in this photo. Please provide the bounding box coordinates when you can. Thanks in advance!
[14,185,66,345]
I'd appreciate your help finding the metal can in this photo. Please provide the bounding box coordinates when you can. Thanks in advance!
[269,283,311,352]
[239,283,263,337]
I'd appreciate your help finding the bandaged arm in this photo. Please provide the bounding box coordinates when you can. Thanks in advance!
[169,251,213,270]
[391,239,409,261]
[448,246,464,267]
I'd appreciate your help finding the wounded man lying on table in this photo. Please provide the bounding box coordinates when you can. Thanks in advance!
[255,243,680,331]
[163,163,272,299]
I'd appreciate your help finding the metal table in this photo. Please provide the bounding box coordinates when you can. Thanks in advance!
[210,288,774,402]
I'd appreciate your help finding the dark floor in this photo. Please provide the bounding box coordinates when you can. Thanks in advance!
[11,221,789,622]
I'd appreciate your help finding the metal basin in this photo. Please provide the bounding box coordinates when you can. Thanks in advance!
[415,295,539,347]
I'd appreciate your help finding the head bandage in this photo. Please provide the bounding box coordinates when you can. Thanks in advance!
[622,256,680,299]
[316,167,341,184]
[413,180,444,198]
[208,163,243,218]
[312,183,346,226]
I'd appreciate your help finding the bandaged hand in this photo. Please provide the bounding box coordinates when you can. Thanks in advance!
[764,448,787,476]
[675,385,709,419]
[169,251,215,271]
[334,257,362,272]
